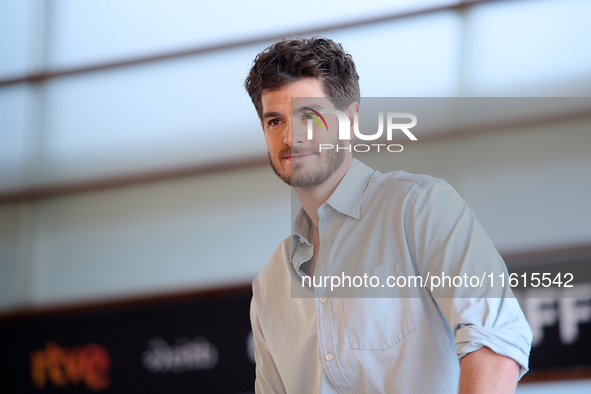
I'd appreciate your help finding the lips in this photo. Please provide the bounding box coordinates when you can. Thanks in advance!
[289,154,314,161]
[279,148,315,161]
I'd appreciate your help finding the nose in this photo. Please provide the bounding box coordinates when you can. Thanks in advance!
[287,114,307,146]
[283,118,292,146]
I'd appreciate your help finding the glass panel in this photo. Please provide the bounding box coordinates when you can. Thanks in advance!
[0,0,31,77]
[47,0,457,68]
[0,85,28,192]
[0,205,22,309]
[31,167,290,304]
[330,12,461,97]
[42,44,267,184]
[464,0,591,96]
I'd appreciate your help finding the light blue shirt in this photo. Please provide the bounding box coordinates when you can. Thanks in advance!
[251,159,532,393]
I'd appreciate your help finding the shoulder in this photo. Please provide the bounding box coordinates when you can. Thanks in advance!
[370,169,446,190]
[366,168,454,203]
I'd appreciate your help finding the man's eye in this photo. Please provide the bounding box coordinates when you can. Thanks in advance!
[268,119,282,127]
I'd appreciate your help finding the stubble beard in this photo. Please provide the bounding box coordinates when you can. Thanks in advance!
[269,140,347,188]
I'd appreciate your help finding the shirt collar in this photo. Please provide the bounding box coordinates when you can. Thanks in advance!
[290,159,374,271]
[291,209,312,273]
[324,158,374,220]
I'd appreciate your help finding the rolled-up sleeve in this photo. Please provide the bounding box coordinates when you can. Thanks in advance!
[452,298,532,378]
[407,180,533,378]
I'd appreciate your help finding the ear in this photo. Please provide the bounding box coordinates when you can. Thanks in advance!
[343,101,360,142]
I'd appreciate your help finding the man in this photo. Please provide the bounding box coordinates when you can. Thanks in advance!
[245,37,532,393]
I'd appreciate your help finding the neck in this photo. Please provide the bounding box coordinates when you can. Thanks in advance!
[294,155,353,229]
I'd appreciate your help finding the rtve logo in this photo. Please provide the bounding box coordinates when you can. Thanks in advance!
[303,106,418,153]
[31,341,111,391]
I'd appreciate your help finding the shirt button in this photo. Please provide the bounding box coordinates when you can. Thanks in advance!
[319,297,327,303]
[325,353,333,361]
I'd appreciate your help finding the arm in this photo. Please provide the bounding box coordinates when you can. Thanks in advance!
[459,346,520,394]
[407,180,532,380]
[250,296,286,394]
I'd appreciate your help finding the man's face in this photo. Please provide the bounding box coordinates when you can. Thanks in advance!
[260,78,349,188]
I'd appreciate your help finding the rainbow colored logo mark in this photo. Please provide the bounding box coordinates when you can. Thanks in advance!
[302,107,329,131]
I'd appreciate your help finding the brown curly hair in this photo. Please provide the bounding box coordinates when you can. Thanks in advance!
[244,37,360,121]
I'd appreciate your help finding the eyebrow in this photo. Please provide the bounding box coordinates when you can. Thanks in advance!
[297,104,323,114]
[262,111,284,119]
[262,104,325,119]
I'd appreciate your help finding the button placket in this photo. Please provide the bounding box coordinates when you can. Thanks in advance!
[315,207,353,392]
